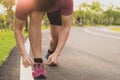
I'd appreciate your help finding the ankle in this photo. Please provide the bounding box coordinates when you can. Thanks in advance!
[34,58,43,63]
[48,49,54,54]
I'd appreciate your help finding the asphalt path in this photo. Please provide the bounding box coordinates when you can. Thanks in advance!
[21,27,120,80]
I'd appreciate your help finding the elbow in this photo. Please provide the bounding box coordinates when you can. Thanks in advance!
[62,22,72,32]
[14,27,19,34]
[14,26,23,36]
[63,24,71,30]
[14,25,23,32]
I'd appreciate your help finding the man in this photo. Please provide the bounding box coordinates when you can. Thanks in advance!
[14,0,73,79]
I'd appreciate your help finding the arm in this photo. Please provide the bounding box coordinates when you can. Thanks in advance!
[14,17,26,56]
[54,14,73,55]
[14,17,34,67]
[46,14,73,65]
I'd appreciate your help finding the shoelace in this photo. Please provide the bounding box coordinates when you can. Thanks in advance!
[34,63,44,70]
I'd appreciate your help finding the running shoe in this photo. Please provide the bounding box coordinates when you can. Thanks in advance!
[32,63,46,79]
[45,50,53,59]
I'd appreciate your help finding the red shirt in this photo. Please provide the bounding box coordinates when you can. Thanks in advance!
[15,0,73,20]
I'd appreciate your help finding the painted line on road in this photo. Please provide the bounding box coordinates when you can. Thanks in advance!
[20,38,34,80]
[85,28,120,40]
[96,28,120,33]
[20,30,49,80]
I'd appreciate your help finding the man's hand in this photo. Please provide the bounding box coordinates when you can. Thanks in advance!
[22,54,34,68]
[45,53,59,66]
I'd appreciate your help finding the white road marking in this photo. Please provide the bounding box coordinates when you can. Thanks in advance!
[85,28,120,40]
[20,38,34,80]
[96,28,109,32]
[96,28,120,33]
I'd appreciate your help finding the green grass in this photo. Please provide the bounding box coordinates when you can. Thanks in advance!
[0,31,16,65]
[108,27,120,32]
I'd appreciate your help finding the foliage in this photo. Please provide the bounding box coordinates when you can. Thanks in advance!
[0,0,15,30]
[74,1,120,26]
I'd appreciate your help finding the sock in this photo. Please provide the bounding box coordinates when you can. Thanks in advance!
[34,58,43,63]
[48,49,54,54]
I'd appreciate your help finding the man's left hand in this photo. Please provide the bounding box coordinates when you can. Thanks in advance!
[45,53,59,66]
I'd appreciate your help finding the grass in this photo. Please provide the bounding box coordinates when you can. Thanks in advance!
[108,27,120,32]
[0,31,16,65]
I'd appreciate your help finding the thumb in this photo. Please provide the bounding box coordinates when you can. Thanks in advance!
[29,57,34,65]
[45,57,51,65]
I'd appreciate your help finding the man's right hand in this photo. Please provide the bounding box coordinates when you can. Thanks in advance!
[22,54,34,68]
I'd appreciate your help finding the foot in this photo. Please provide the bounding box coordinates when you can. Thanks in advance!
[32,63,46,79]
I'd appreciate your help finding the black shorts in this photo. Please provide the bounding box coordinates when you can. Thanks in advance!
[47,9,62,26]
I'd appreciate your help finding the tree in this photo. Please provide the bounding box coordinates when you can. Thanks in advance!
[0,0,15,30]
[74,1,120,26]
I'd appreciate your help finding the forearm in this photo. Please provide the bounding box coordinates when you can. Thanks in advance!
[54,26,71,55]
[14,28,27,56]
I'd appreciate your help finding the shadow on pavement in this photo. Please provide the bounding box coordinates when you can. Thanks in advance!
[34,78,47,80]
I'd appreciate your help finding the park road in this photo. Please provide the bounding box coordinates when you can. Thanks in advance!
[21,27,120,80]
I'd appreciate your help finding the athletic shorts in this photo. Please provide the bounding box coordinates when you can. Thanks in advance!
[47,9,62,26]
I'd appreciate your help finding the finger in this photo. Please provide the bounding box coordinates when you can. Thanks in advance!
[48,60,54,65]
[27,57,34,65]
[24,61,30,67]
[45,60,50,65]
[23,62,28,68]
[48,60,58,65]
[27,58,32,65]
[45,58,51,65]
[24,59,30,67]
[23,60,28,67]
[25,59,31,66]
[29,57,34,65]
[47,58,55,65]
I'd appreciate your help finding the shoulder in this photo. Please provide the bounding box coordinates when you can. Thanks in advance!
[61,0,73,16]
[62,0,73,8]
[15,0,35,20]
[16,0,35,12]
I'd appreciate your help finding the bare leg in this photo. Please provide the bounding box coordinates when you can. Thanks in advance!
[49,25,61,52]
[29,11,43,58]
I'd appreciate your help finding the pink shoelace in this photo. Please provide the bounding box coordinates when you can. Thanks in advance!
[32,63,46,78]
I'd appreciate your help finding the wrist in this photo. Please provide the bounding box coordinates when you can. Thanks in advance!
[20,51,28,57]
[54,51,60,57]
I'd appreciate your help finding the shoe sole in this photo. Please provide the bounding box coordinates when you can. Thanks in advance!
[34,75,46,79]
[49,63,58,67]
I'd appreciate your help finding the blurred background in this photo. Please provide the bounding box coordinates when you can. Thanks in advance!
[74,0,120,27]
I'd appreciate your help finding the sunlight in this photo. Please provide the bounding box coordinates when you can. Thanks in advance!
[0,4,7,14]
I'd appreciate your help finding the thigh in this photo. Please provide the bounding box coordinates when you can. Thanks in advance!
[47,9,62,26]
